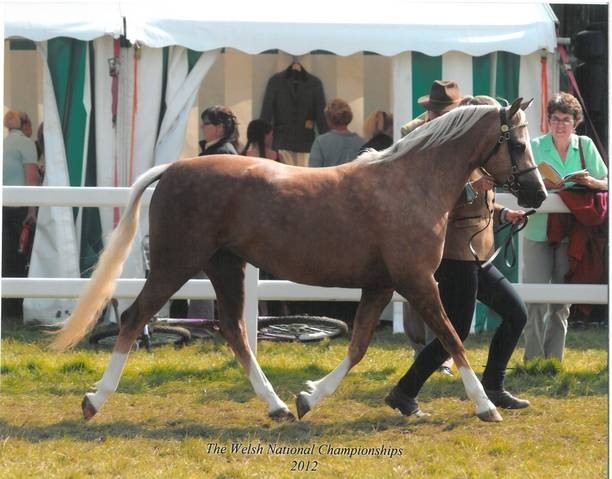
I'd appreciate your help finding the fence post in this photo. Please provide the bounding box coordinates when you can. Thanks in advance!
[245,264,259,354]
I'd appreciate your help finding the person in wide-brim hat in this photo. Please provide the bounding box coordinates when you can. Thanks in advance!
[417,80,462,113]
[400,80,462,137]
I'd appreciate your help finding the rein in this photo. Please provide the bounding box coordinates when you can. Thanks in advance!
[469,208,536,270]
[481,106,537,194]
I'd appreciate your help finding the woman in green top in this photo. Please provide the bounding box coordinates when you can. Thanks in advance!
[522,92,608,362]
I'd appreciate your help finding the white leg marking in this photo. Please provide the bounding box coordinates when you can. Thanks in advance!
[458,366,495,416]
[301,357,351,411]
[246,351,289,413]
[86,352,129,412]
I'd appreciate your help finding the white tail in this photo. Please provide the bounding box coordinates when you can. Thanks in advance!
[50,164,170,351]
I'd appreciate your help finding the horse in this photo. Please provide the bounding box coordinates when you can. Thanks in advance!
[51,97,546,424]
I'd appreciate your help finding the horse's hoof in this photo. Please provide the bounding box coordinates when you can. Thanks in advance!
[476,407,503,422]
[296,392,311,420]
[81,395,98,421]
[269,408,296,422]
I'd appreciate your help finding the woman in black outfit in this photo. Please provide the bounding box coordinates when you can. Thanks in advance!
[178,106,239,320]
[199,105,239,155]
[386,96,532,417]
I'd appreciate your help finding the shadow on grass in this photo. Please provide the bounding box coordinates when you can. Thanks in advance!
[0,410,439,445]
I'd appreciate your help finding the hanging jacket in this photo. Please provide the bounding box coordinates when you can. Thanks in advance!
[260,65,328,153]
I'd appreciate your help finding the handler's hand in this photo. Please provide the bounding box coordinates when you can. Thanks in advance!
[505,209,528,225]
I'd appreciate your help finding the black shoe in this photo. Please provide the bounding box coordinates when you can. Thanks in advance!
[385,386,426,417]
[485,389,530,409]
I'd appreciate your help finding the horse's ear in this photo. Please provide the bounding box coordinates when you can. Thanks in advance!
[520,98,535,111]
[507,97,523,117]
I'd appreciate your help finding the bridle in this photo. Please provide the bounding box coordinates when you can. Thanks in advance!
[469,105,537,269]
[481,106,537,194]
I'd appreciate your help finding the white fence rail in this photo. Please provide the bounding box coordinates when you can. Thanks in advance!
[2,186,608,350]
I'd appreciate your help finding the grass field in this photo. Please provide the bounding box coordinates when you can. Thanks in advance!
[0,321,608,478]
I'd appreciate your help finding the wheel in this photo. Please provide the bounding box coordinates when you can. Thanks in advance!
[88,324,192,350]
[89,325,120,349]
[257,315,349,342]
[148,324,192,348]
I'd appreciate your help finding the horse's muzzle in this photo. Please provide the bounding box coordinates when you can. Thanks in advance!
[518,188,547,208]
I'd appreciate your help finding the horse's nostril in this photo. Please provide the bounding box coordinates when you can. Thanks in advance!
[536,190,547,202]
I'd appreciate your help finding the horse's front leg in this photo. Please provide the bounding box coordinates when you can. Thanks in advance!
[406,283,502,422]
[297,288,392,419]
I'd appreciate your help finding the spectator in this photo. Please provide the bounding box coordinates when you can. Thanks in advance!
[2,110,40,322]
[522,92,608,362]
[184,106,239,321]
[199,105,239,156]
[304,98,363,320]
[360,110,394,153]
[308,98,364,167]
[400,80,461,136]
[401,80,462,375]
[241,119,280,161]
[241,118,289,317]
[386,95,532,417]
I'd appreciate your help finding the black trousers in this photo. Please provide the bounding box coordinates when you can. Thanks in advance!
[2,207,29,319]
[397,258,527,396]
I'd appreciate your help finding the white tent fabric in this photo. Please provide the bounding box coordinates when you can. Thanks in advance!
[4,0,558,324]
[23,44,81,322]
[4,0,123,41]
[5,1,557,56]
[154,49,221,167]
[20,41,219,324]
[123,1,557,56]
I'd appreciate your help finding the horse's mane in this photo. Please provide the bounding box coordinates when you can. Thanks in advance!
[357,105,495,164]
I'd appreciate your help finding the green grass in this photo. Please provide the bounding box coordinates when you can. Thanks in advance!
[0,322,608,478]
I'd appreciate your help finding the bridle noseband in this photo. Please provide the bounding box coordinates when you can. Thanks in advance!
[481,106,536,194]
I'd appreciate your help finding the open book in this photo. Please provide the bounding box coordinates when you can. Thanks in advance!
[537,162,588,187]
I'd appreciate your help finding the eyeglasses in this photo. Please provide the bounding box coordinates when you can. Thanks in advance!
[549,116,574,126]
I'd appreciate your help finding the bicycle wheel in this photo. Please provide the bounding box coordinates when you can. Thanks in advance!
[88,324,192,350]
[257,315,349,342]
[147,324,192,349]
[89,325,120,349]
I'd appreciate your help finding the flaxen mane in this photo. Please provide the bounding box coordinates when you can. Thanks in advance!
[357,105,492,164]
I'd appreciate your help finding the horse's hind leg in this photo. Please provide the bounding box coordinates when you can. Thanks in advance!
[207,251,294,421]
[296,288,392,419]
[82,271,187,420]
[398,280,502,422]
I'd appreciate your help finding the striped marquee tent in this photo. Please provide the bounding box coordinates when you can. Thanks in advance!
[3,0,558,323]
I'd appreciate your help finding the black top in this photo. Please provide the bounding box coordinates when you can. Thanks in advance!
[359,133,393,154]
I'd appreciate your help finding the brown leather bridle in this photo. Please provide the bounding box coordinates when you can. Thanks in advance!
[481,106,537,194]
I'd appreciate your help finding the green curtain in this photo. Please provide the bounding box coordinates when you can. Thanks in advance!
[472,54,493,96]
[474,52,521,332]
[47,38,102,277]
[411,52,442,116]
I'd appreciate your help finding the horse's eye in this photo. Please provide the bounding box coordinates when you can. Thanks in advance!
[513,143,526,153]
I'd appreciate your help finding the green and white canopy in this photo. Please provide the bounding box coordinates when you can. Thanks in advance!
[3,0,558,323]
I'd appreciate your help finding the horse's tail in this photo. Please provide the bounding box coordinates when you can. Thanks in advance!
[49,163,171,351]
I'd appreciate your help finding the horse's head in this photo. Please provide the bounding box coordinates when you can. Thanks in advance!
[481,98,547,208]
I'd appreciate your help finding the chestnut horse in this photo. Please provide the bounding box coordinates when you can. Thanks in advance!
[51,98,546,423]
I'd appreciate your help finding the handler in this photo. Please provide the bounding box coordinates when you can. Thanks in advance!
[386,94,532,416]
